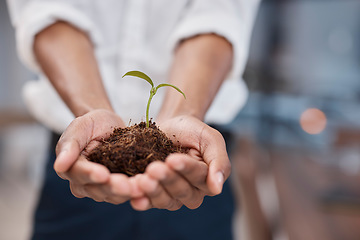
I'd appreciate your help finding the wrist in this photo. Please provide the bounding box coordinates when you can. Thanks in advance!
[157,93,206,123]
[71,102,114,117]
[156,107,203,124]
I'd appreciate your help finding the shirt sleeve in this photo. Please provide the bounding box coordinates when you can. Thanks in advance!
[6,0,102,73]
[168,0,260,80]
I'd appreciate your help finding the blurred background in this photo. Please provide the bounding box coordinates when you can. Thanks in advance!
[1,0,360,239]
[0,1,49,240]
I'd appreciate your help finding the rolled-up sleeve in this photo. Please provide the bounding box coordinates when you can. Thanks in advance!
[168,0,260,80]
[6,0,102,72]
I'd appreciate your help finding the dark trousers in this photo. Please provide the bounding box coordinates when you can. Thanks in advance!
[31,132,235,240]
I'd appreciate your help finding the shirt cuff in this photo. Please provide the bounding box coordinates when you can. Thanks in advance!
[15,1,102,73]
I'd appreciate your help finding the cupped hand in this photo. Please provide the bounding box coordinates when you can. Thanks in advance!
[54,109,143,204]
[130,115,231,211]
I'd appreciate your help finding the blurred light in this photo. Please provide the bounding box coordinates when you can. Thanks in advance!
[300,108,327,135]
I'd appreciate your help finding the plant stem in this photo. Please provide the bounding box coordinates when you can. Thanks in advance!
[123,71,185,128]
[146,90,155,128]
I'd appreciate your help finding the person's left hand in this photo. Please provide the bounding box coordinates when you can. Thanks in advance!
[130,115,231,211]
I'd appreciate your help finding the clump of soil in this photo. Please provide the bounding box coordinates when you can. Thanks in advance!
[87,121,184,176]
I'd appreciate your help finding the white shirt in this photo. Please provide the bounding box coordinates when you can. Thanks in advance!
[7,0,259,133]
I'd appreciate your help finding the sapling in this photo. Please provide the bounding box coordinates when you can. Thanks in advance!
[122,70,186,128]
[88,71,187,175]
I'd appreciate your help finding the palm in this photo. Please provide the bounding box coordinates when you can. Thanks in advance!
[157,115,231,195]
[71,110,126,157]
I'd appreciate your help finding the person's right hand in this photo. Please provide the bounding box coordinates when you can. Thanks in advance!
[54,109,144,204]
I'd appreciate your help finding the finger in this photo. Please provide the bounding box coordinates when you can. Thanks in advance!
[129,175,151,210]
[69,174,131,204]
[129,174,145,198]
[201,128,231,195]
[103,174,132,204]
[69,182,86,199]
[83,181,131,204]
[138,172,182,211]
[145,162,197,209]
[54,139,83,174]
[54,116,93,173]
[83,184,107,202]
[130,197,152,211]
[63,156,110,184]
[166,153,208,192]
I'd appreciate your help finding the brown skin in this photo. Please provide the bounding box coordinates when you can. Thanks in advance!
[34,21,113,116]
[157,34,233,121]
[34,21,232,210]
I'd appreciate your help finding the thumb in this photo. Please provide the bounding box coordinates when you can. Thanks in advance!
[53,116,91,173]
[201,128,231,195]
[54,139,82,173]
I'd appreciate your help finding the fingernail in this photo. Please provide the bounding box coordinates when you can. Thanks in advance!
[216,172,224,184]
[216,172,224,193]
[54,151,68,172]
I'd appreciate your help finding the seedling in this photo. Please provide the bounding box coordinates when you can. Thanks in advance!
[122,70,186,128]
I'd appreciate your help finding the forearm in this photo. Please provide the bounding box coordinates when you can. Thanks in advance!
[157,34,233,121]
[34,21,112,117]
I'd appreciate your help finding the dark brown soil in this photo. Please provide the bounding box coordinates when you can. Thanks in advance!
[87,121,184,176]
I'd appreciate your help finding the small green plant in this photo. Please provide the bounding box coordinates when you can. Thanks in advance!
[122,70,186,128]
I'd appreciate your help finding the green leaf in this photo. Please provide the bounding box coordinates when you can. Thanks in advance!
[156,83,186,99]
[122,71,154,87]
